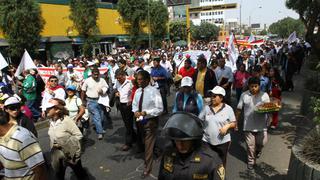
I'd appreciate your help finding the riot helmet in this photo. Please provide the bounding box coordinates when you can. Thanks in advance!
[163,112,203,140]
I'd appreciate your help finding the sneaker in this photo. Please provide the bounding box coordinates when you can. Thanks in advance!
[98,134,103,140]
[270,125,276,129]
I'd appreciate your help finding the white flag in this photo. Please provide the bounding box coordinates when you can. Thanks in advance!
[287,31,297,44]
[15,50,37,77]
[227,33,238,71]
[248,33,255,43]
[0,52,8,70]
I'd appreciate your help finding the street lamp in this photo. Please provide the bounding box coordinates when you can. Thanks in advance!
[239,0,243,36]
[249,6,262,32]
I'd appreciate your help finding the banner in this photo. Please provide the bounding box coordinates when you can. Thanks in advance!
[227,33,238,72]
[37,67,109,83]
[173,50,212,70]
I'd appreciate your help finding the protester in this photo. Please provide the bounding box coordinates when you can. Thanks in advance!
[233,64,251,102]
[0,109,47,180]
[214,58,234,104]
[22,69,41,121]
[199,86,236,167]
[41,75,66,117]
[193,55,218,97]
[114,69,137,151]
[178,58,195,78]
[132,70,163,178]
[81,68,108,140]
[151,56,169,113]
[4,96,38,137]
[172,76,203,115]
[269,67,284,129]
[46,98,89,180]
[236,77,270,171]
[65,85,86,133]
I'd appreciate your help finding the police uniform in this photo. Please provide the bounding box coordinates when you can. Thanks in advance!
[158,112,225,180]
[158,147,225,180]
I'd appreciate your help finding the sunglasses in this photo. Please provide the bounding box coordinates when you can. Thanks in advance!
[50,80,58,82]
[7,105,20,111]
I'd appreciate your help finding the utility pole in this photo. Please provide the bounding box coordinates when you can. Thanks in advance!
[186,5,191,49]
[148,0,152,48]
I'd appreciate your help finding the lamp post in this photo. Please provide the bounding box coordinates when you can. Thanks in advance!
[239,0,243,36]
[249,6,262,33]
[148,0,152,48]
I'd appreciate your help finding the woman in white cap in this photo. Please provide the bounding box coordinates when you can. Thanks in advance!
[46,98,89,180]
[173,76,203,116]
[198,86,236,167]
[3,96,38,137]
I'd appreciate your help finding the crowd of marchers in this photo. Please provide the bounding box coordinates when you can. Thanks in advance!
[0,39,309,180]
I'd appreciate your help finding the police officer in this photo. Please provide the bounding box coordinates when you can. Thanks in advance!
[158,112,225,180]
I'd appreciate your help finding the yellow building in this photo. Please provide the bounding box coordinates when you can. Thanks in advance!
[1,0,130,60]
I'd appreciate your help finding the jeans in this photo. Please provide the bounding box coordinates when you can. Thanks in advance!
[159,86,167,112]
[87,99,104,134]
[26,100,41,119]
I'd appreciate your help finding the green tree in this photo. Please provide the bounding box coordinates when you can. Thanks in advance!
[169,21,187,42]
[286,0,320,59]
[191,22,219,42]
[149,1,169,48]
[117,0,147,48]
[268,17,304,38]
[69,0,99,57]
[259,29,268,35]
[0,0,45,63]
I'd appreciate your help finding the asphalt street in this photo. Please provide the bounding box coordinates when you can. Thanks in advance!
[38,74,304,180]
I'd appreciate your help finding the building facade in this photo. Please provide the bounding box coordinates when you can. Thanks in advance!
[190,0,225,26]
[0,0,128,62]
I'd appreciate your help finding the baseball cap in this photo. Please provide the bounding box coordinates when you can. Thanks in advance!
[208,86,226,96]
[66,85,77,91]
[87,61,95,66]
[186,54,191,59]
[44,99,60,110]
[4,96,21,106]
[67,64,73,68]
[180,77,193,87]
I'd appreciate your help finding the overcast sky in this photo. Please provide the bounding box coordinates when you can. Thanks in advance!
[224,0,299,26]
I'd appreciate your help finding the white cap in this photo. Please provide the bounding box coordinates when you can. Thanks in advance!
[107,56,114,61]
[4,96,21,106]
[180,77,193,87]
[67,64,73,68]
[209,86,226,96]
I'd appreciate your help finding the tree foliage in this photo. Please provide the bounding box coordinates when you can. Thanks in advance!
[117,0,147,48]
[268,17,305,38]
[149,1,169,47]
[191,22,219,42]
[0,0,45,63]
[286,0,320,58]
[169,21,187,42]
[259,29,268,36]
[69,0,99,57]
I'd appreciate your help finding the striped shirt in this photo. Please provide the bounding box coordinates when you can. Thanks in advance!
[0,125,45,180]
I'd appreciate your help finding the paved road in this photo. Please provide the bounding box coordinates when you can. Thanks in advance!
[38,73,304,180]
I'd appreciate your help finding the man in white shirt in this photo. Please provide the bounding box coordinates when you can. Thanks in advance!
[81,68,109,140]
[41,76,66,117]
[132,70,163,178]
[215,58,234,105]
[114,70,136,151]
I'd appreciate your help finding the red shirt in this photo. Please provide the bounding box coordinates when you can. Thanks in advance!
[234,71,251,88]
[178,67,195,78]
